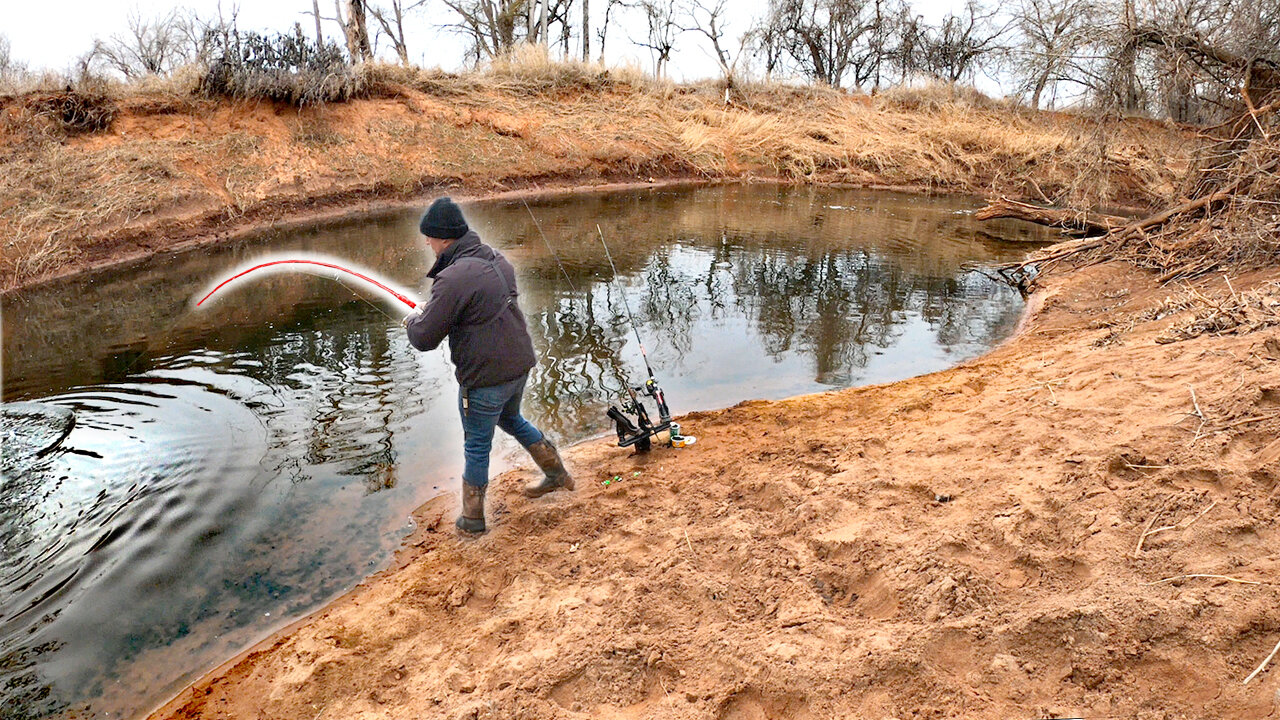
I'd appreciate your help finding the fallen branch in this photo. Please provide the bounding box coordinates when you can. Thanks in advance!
[1215,411,1280,431]
[1144,500,1218,540]
[1133,496,1174,558]
[974,197,1128,237]
[1182,386,1209,443]
[991,156,1280,284]
[1146,573,1261,586]
[1244,637,1280,685]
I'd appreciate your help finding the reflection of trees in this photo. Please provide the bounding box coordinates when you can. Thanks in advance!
[0,639,65,720]
[477,184,1031,434]
[525,289,632,439]
[516,219,1022,439]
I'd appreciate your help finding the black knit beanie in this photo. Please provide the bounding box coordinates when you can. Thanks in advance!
[419,197,469,240]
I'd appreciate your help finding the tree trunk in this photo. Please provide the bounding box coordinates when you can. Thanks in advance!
[1120,0,1140,112]
[392,1,409,64]
[597,0,616,62]
[348,0,373,61]
[312,0,325,46]
[974,198,1129,237]
[582,0,590,61]
[1031,69,1050,110]
[540,0,549,47]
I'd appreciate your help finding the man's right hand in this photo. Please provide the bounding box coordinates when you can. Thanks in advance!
[401,307,423,329]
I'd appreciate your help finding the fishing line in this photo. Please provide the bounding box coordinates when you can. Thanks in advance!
[515,206,637,394]
[597,224,655,380]
[521,197,577,293]
[329,273,400,324]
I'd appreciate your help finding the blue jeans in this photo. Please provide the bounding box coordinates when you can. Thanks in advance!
[459,373,544,488]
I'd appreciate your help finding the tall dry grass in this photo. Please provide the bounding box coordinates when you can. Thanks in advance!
[0,54,1193,289]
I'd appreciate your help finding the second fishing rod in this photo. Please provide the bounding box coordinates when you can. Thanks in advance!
[521,199,682,453]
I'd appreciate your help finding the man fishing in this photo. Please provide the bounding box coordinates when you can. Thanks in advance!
[403,196,573,534]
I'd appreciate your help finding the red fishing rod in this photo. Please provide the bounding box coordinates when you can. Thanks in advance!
[196,257,419,310]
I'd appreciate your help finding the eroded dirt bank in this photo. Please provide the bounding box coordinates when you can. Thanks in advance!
[2,80,1185,290]
[150,261,1280,720]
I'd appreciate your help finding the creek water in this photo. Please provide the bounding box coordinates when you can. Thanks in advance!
[0,184,1049,718]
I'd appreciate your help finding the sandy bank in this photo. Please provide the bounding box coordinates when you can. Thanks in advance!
[148,259,1280,720]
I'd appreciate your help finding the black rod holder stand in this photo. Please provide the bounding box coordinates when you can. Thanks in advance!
[607,377,672,453]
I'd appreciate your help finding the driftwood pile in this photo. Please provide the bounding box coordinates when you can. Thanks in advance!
[980,35,1280,289]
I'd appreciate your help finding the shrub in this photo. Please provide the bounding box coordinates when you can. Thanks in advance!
[198,29,364,106]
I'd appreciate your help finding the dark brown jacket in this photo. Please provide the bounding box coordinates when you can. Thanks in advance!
[406,231,537,388]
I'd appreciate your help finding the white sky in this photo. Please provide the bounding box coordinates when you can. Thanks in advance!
[5,0,971,84]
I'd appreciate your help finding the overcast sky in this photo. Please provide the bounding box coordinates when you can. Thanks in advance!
[6,0,970,83]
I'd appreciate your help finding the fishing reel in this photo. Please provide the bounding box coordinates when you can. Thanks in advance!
[607,376,672,453]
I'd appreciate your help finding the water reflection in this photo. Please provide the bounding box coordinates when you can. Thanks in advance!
[0,184,1047,718]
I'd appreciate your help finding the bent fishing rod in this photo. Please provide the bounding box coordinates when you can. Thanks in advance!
[195,256,420,311]
[194,231,686,452]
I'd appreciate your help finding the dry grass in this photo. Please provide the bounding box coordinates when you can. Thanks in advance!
[0,56,1193,290]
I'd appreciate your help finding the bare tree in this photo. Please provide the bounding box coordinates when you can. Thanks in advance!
[1082,0,1279,121]
[443,0,579,61]
[369,0,429,63]
[865,0,911,90]
[919,0,1004,83]
[761,0,877,88]
[91,9,194,78]
[442,0,527,61]
[1009,0,1095,108]
[681,0,750,85]
[596,0,624,62]
[303,0,326,47]
[884,6,926,82]
[0,35,14,77]
[748,11,787,78]
[582,0,590,60]
[0,34,24,88]
[633,0,682,78]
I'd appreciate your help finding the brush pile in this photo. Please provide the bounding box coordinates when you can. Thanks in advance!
[23,88,117,134]
[1155,281,1280,343]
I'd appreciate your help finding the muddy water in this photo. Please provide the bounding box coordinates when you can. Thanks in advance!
[0,184,1050,718]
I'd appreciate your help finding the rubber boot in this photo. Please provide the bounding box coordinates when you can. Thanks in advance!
[523,438,574,498]
[456,482,486,534]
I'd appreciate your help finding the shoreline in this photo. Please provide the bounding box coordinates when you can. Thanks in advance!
[2,83,1186,292]
[3,173,1075,297]
[144,255,1056,720]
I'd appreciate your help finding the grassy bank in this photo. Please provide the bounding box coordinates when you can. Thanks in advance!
[0,62,1190,290]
